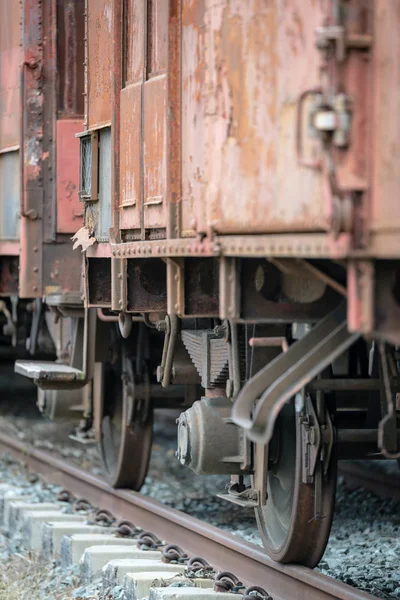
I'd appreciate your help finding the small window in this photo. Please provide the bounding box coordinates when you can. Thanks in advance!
[79,131,98,201]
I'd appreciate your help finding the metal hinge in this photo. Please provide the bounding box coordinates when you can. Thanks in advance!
[316,25,372,62]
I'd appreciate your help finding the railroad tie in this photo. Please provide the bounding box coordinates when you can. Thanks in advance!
[103,558,183,587]
[41,521,107,559]
[123,572,215,600]
[23,511,85,551]
[61,533,140,567]
[82,546,162,582]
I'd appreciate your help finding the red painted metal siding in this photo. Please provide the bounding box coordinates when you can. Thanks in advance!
[198,0,328,234]
[370,1,400,236]
[119,0,168,234]
[119,84,142,230]
[87,0,113,128]
[143,75,167,230]
[56,119,83,233]
[0,1,22,150]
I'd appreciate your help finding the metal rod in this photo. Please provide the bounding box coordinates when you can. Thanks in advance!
[248,337,288,352]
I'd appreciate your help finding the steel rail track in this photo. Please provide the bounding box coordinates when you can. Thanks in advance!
[0,430,375,600]
[338,461,400,501]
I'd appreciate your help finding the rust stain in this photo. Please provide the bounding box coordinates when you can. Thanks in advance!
[88,0,113,128]
[0,0,22,150]
[182,0,205,27]
[214,3,278,180]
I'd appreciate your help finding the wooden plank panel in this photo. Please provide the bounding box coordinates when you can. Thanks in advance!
[119,83,142,230]
[143,75,167,230]
[87,0,113,128]
[0,0,22,150]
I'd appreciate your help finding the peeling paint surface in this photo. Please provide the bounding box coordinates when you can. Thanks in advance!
[371,0,400,233]
[119,83,142,230]
[200,0,327,234]
[56,119,83,233]
[0,0,22,150]
[181,0,206,235]
[143,75,167,229]
[88,0,113,128]
[119,0,168,235]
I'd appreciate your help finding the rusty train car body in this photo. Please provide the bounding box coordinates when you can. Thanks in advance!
[1,0,399,567]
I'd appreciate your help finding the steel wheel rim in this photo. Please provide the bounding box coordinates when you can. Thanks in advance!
[100,352,153,490]
[255,398,337,567]
[262,403,296,553]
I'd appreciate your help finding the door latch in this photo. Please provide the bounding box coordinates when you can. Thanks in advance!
[310,93,352,148]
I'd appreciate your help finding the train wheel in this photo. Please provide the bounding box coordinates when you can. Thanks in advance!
[255,397,336,567]
[100,347,153,490]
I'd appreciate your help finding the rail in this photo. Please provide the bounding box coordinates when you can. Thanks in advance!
[0,430,375,600]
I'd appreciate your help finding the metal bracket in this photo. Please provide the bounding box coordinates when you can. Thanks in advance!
[316,25,372,63]
[157,314,179,388]
[219,257,240,320]
[300,394,334,484]
[166,257,184,315]
[232,303,360,444]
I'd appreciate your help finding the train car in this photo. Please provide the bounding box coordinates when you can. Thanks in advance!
[0,0,89,419]
[13,0,400,568]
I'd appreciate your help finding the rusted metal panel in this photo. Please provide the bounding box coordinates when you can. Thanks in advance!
[166,0,182,240]
[57,0,85,117]
[125,0,145,85]
[98,127,112,240]
[56,119,83,233]
[143,75,167,230]
[198,0,327,235]
[87,0,113,128]
[119,84,142,231]
[370,1,400,238]
[42,242,82,296]
[42,0,57,242]
[87,258,112,306]
[0,1,22,150]
[181,0,204,237]
[118,0,169,236]
[19,0,44,298]
[126,258,167,312]
[0,257,19,296]
[148,0,168,76]
[0,151,20,241]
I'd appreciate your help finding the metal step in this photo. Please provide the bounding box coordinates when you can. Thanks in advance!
[15,360,85,390]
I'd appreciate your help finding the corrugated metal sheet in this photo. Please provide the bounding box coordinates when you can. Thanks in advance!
[0,151,20,241]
